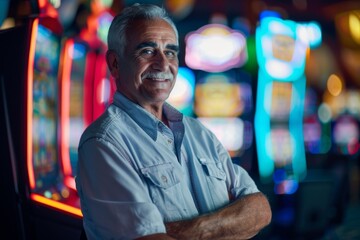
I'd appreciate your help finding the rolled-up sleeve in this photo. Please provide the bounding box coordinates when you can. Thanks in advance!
[76,137,166,239]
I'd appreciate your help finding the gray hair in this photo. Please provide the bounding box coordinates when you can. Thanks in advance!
[107,3,178,57]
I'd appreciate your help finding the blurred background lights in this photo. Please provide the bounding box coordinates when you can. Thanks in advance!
[318,103,332,123]
[327,74,343,97]
[349,12,360,44]
[198,118,244,154]
[167,67,195,115]
[297,21,322,48]
[185,24,247,72]
[275,179,299,195]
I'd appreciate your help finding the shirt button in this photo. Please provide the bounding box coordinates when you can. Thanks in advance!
[161,175,168,183]
[199,158,207,164]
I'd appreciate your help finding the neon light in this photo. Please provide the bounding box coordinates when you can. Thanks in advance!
[302,21,322,48]
[256,17,308,81]
[27,19,39,190]
[64,176,76,190]
[255,15,307,184]
[185,24,247,72]
[254,72,274,182]
[289,75,307,179]
[255,72,307,183]
[60,39,74,177]
[31,193,82,217]
[38,0,46,9]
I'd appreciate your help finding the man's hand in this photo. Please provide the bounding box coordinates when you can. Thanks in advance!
[165,192,272,240]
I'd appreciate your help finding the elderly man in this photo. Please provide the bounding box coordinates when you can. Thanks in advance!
[76,3,271,240]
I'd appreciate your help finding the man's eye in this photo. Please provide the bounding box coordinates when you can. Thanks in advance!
[141,49,154,55]
[165,51,177,58]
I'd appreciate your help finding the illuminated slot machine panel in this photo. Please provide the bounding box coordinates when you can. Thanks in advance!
[60,41,116,186]
[0,7,84,237]
[255,16,308,186]
[61,39,95,184]
[184,23,254,169]
[28,20,81,216]
[194,71,254,166]
[60,9,116,190]
[195,71,243,117]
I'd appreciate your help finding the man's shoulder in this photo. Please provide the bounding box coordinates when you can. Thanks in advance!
[79,104,127,145]
[183,116,209,131]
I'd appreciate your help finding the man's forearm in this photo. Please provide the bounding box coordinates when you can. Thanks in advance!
[165,192,272,240]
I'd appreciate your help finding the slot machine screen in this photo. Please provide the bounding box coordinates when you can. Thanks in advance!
[198,117,250,157]
[68,42,87,175]
[270,81,292,120]
[194,71,243,117]
[32,24,61,191]
[269,127,295,167]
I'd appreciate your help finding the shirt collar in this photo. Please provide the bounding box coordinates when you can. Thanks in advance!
[112,91,183,141]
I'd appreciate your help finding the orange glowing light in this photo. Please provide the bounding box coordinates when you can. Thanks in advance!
[31,193,83,217]
[27,19,39,190]
[327,74,343,97]
[38,0,46,9]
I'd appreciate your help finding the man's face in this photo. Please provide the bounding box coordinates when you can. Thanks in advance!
[117,18,179,107]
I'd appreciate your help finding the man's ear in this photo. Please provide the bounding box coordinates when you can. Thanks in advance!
[106,50,120,79]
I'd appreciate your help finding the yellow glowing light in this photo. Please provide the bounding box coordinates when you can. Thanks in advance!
[31,194,83,217]
[327,74,342,96]
[349,13,360,44]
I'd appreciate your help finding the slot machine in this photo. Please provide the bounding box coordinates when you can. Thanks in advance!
[184,23,255,171]
[59,1,116,190]
[0,1,82,239]
[254,14,342,237]
[255,15,308,186]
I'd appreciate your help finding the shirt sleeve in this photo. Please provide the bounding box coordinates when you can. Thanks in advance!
[76,137,166,239]
[214,136,260,200]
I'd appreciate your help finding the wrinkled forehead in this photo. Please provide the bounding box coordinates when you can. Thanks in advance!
[126,18,178,43]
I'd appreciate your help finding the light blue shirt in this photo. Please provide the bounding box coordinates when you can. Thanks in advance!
[76,92,259,240]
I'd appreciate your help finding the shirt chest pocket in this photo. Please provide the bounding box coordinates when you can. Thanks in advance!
[198,157,226,181]
[196,157,229,209]
[140,163,185,214]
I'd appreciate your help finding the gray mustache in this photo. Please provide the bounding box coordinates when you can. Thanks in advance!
[142,72,174,80]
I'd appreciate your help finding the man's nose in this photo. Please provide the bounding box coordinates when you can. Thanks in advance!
[152,52,169,71]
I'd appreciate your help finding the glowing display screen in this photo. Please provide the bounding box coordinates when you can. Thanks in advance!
[256,17,308,81]
[198,117,247,156]
[69,42,87,175]
[32,24,61,191]
[194,72,244,117]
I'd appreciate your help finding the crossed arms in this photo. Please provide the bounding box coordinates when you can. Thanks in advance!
[136,192,272,240]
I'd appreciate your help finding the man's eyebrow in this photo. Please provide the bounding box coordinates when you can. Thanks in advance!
[136,41,157,50]
[136,41,179,53]
[166,44,179,53]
